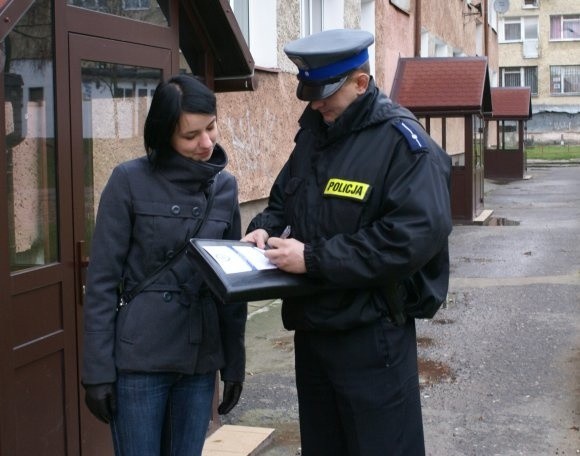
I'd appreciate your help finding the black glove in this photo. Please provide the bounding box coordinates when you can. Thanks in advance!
[218,381,243,415]
[84,383,117,424]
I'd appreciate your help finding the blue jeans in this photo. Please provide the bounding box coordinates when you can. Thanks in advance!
[111,372,215,456]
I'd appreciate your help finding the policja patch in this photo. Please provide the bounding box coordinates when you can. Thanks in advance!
[323,178,371,202]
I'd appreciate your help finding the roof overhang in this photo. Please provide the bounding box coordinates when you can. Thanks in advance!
[179,0,256,93]
[390,56,492,117]
[486,87,532,120]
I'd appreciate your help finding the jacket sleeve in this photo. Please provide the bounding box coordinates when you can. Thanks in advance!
[82,165,133,385]
[218,175,247,382]
[304,138,452,287]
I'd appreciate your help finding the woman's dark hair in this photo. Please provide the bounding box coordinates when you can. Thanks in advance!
[144,74,217,164]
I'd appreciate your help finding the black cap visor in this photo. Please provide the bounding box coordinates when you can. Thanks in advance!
[296,76,348,101]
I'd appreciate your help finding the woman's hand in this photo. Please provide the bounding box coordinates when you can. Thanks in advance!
[241,229,269,249]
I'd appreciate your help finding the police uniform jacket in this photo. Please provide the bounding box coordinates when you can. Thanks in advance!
[248,79,452,331]
[82,145,246,385]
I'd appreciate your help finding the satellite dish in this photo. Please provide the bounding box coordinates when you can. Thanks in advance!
[494,0,510,14]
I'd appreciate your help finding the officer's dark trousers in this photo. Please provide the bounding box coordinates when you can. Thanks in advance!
[294,317,425,456]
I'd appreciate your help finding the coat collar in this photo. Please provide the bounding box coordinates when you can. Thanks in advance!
[157,144,228,193]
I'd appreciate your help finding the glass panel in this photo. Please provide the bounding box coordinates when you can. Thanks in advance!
[4,0,58,271]
[550,16,562,40]
[67,0,169,26]
[563,16,580,40]
[473,116,484,167]
[231,0,249,44]
[81,61,162,250]
[446,117,466,167]
[524,67,538,95]
[504,21,521,41]
[503,68,521,87]
[524,17,538,40]
[499,120,518,149]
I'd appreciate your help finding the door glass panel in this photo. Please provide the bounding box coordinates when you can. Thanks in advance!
[81,61,161,250]
[4,0,57,272]
[67,0,169,26]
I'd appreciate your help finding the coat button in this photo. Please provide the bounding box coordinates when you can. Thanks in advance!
[171,205,181,215]
[162,291,172,302]
[192,206,201,217]
[166,250,175,260]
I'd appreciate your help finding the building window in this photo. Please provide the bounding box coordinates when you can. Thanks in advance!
[230,0,249,43]
[230,0,277,68]
[302,0,323,36]
[523,0,538,8]
[301,0,343,37]
[500,66,538,96]
[501,16,538,42]
[550,66,580,95]
[550,15,580,41]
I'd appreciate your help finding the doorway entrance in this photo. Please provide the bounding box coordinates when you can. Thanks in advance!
[69,34,171,455]
[1,3,171,454]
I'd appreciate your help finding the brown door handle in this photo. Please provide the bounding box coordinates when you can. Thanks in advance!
[76,240,90,304]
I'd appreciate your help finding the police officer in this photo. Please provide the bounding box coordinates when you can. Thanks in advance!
[242,29,452,455]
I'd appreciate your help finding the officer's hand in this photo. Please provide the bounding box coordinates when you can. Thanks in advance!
[265,238,306,274]
[241,229,269,249]
[84,383,117,424]
[218,381,243,415]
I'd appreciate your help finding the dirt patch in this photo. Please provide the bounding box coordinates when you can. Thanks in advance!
[419,358,456,387]
[271,335,294,352]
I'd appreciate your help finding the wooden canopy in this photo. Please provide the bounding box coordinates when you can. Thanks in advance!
[488,87,532,120]
[390,56,492,115]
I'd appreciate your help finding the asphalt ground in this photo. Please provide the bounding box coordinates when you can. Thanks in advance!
[221,164,580,456]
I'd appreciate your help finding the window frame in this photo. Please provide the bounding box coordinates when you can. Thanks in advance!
[550,65,580,96]
[522,0,538,9]
[500,66,538,96]
[500,16,538,42]
[229,0,277,68]
[300,0,343,37]
[550,15,580,41]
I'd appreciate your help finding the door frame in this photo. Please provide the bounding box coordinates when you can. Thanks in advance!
[68,33,173,454]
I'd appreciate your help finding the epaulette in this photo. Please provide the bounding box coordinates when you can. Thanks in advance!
[392,118,429,153]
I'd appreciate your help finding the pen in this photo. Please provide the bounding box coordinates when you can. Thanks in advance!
[280,225,292,239]
[263,225,291,251]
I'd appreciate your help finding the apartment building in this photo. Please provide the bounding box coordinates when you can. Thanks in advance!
[498,0,580,144]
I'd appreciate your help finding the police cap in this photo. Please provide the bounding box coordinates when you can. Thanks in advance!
[284,29,374,101]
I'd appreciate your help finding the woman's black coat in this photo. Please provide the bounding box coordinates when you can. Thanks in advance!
[82,146,246,385]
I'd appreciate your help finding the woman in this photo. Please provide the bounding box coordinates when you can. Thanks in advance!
[82,74,247,456]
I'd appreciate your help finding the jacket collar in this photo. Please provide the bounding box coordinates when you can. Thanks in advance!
[157,144,227,193]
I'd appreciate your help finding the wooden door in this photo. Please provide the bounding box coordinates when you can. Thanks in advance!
[0,1,81,453]
[68,34,171,455]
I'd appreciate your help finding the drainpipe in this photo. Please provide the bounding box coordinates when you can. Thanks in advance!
[414,0,422,57]
[483,0,489,57]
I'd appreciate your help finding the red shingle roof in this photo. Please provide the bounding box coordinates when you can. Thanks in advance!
[390,57,492,115]
[489,87,532,119]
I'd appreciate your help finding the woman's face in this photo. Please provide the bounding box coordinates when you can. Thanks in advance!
[171,112,218,162]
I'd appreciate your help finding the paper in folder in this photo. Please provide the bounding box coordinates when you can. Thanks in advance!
[186,239,332,303]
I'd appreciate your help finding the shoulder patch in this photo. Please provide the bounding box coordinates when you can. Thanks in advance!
[393,119,429,153]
